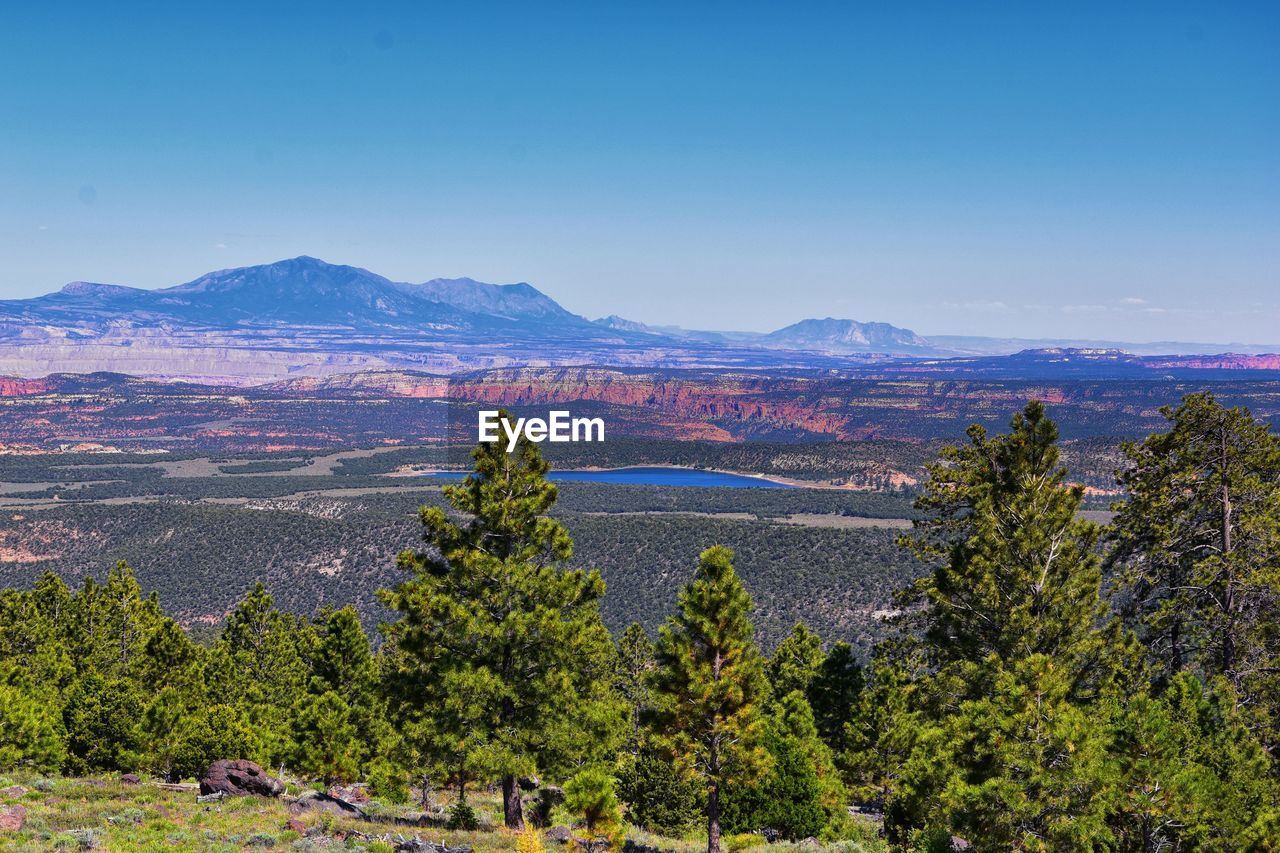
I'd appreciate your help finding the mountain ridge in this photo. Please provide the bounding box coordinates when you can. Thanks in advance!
[1,257,1277,383]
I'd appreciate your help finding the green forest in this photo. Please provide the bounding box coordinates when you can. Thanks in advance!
[2,394,1280,851]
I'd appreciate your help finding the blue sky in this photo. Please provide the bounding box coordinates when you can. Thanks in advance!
[1,2,1277,342]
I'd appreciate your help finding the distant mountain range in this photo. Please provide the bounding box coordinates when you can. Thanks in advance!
[0,257,1275,383]
[7,257,585,333]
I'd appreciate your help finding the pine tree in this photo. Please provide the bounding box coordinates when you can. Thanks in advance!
[615,622,655,751]
[0,572,74,689]
[169,703,263,781]
[1108,672,1277,850]
[806,641,863,755]
[0,663,66,772]
[216,583,311,704]
[136,686,192,781]
[723,690,845,840]
[309,606,389,772]
[292,690,360,787]
[766,622,823,701]
[648,545,769,853]
[618,735,704,836]
[563,766,625,845]
[900,402,1130,692]
[61,671,143,774]
[381,411,624,829]
[310,606,375,702]
[721,721,826,841]
[69,562,164,680]
[886,402,1137,845]
[841,637,927,821]
[139,619,204,694]
[773,691,847,832]
[206,583,311,766]
[938,654,1118,848]
[1108,392,1280,714]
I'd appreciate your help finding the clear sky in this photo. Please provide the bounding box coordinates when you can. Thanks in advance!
[1,2,1277,342]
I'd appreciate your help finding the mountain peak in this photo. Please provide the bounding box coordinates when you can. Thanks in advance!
[97,257,433,327]
[165,256,388,294]
[762,317,933,354]
[401,277,579,323]
[594,314,654,333]
[59,281,139,297]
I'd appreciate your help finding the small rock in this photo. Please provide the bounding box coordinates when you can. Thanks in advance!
[65,829,100,848]
[290,790,367,820]
[0,805,25,832]
[285,818,306,834]
[394,841,472,853]
[329,784,370,804]
[544,826,572,844]
[570,837,611,853]
[397,811,446,828]
[0,786,26,799]
[622,842,662,853]
[120,773,141,785]
[951,837,973,851]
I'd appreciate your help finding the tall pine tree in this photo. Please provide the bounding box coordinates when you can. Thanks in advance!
[648,545,769,853]
[1108,392,1280,710]
[885,402,1137,846]
[381,411,623,829]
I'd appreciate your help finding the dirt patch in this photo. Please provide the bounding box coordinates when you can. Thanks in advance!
[779,513,913,529]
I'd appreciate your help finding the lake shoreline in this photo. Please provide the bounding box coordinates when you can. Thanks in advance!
[409,463,801,489]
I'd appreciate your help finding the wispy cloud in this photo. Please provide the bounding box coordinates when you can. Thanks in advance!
[942,300,1012,312]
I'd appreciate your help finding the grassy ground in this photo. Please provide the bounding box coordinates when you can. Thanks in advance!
[0,775,526,852]
[0,774,885,852]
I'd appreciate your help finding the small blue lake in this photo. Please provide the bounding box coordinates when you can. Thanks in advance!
[420,466,794,488]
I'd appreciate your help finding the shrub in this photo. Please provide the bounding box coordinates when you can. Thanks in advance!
[721,728,826,840]
[447,798,478,830]
[516,825,546,853]
[564,766,624,846]
[366,757,410,804]
[617,745,701,835]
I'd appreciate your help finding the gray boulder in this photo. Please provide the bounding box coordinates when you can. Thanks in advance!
[289,790,367,820]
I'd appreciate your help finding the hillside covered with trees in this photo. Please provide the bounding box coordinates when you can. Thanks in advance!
[1,395,1279,850]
